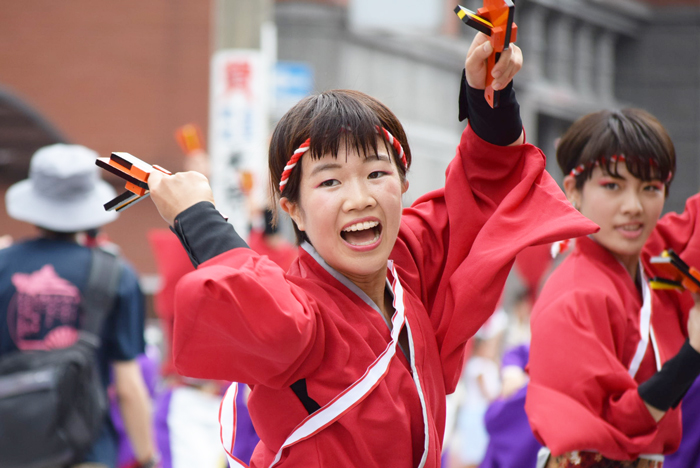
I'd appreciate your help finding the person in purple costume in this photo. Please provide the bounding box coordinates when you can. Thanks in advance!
[233,385,260,463]
[664,377,700,468]
[110,346,160,468]
[480,344,542,468]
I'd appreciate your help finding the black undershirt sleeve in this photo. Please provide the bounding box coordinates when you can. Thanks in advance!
[170,201,249,268]
[458,69,522,146]
[637,339,700,411]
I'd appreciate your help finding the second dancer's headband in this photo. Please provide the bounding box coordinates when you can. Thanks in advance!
[279,126,407,193]
[569,154,672,183]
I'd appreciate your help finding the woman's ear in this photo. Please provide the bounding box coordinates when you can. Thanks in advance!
[279,197,305,231]
[562,175,581,210]
[402,179,409,194]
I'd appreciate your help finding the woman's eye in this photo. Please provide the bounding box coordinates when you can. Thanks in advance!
[319,179,338,187]
[644,184,663,192]
[602,182,619,190]
[368,171,387,179]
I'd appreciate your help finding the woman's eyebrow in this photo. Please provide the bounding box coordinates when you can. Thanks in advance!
[309,162,342,176]
[309,154,391,176]
[599,169,625,180]
[364,154,391,162]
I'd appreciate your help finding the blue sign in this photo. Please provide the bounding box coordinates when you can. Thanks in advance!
[275,61,314,118]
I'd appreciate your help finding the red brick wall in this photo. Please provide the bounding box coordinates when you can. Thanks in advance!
[0,1,211,275]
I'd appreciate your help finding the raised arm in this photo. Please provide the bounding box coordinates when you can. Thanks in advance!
[393,34,597,393]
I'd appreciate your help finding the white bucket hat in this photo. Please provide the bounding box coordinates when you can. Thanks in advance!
[6,144,118,232]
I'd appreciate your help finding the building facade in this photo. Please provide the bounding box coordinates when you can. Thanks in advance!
[0,0,698,279]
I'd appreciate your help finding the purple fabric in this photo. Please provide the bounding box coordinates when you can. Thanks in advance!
[153,388,174,468]
[233,384,261,464]
[480,385,542,468]
[665,377,700,468]
[110,350,160,467]
[501,344,530,370]
[480,345,541,468]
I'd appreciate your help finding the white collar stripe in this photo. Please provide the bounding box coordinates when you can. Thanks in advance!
[628,266,659,378]
[219,384,247,467]
[267,262,407,467]
[217,261,430,467]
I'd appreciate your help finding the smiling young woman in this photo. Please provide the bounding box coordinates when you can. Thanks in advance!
[146,34,596,468]
[525,109,700,468]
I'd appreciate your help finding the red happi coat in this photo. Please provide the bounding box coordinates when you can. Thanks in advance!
[526,195,700,460]
[172,126,597,468]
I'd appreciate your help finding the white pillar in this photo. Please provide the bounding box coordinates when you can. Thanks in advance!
[550,15,576,87]
[520,4,547,81]
[595,30,617,102]
[574,23,596,95]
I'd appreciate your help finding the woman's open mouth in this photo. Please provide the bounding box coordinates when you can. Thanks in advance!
[340,220,382,247]
[616,223,644,239]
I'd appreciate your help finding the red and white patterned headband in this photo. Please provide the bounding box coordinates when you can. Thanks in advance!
[569,154,626,177]
[279,126,407,193]
[568,154,672,183]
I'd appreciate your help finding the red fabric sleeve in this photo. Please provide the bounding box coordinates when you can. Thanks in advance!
[645,194,700,263]
[172,248,324,387]
[644,194,700,334]
[393,125,598,393]
[526,288,663,460]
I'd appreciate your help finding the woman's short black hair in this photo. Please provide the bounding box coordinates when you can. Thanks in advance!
[556,108,675,192]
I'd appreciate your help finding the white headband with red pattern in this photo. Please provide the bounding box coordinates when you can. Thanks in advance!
[569,154,672,182]
[278,126,407,193]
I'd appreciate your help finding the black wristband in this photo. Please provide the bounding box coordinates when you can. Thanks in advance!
[171,201,249,268]
[638,340,700,411]
[458,69,522,146]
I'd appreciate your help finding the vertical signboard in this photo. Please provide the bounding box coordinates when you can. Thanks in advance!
[209,50,269,236]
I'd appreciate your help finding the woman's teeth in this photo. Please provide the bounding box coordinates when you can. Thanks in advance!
[343,220,379,232]
[341,220,381,246]
[620,224,642,231]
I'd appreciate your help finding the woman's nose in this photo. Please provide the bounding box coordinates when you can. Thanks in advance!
[621,190,643,214]
[343,179,376,212]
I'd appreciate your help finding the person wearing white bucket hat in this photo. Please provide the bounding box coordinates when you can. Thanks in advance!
[6,144,118,233]
[1,144,158,468]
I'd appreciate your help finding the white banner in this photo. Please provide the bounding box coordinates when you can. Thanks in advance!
[209,50,270,236]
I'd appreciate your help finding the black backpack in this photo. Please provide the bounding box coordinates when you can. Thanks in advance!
[0,248,122,468]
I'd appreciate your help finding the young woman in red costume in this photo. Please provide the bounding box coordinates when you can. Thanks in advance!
[525,109,700,468]
[145,33,595,468]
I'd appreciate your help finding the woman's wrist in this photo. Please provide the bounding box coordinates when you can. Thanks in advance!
[691,336,700,353]
[458,69,522,146]
[638,339,700,411]
[171,201,249,267]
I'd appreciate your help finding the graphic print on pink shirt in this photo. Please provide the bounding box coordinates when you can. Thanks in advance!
[8,265,81,350]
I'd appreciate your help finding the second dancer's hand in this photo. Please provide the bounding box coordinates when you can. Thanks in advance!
[688,293,700,353]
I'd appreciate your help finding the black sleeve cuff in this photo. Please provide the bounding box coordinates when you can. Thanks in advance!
[638,340,700,411]
[458,69,522,146]
[171,201,249,268]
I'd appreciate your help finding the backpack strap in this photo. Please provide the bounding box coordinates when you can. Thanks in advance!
[78,248,122,349]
